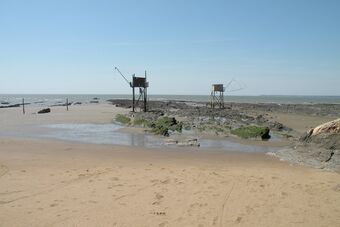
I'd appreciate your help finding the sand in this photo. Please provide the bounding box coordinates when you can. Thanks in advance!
[0,104,340,227]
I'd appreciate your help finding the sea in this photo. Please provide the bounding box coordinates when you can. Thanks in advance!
[1,94,340,107]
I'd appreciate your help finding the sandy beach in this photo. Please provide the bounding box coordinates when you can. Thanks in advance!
[1,104,340,227]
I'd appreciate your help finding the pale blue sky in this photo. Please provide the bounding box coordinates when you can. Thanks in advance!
[0,0,339,95]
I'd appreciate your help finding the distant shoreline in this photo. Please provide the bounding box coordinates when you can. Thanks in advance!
[1,94,340,105]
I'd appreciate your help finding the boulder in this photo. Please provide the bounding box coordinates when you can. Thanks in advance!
[276,118,340,171]
[309,118,340,136]
[38,108,51,114]
[301,118,340,149]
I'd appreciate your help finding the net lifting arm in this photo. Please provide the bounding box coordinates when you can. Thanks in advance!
[114,66,132,87]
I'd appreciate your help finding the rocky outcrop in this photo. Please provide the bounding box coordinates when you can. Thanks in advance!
[301,118,340,150]
[275,118,340,171]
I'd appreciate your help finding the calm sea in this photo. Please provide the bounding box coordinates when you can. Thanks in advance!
[1,94,340,107]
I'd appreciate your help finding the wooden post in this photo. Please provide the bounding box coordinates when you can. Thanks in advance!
[144,70,147,112]
[66,98,69,111]
[22,98,25,114]
[132,87,135,112]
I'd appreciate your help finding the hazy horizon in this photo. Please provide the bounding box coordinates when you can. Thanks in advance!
[1,93,340,97]
[1,0,339,95]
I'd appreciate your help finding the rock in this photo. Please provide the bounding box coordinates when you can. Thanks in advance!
[277,119,340,171]
[1,102,10,105]
[268,121,290,131]
[38,108,51,114]
[73,102,82,105]
[261,127,271,140]
[151,117,182,137]
[310,118,340,136]
[90,100,99,104]
[300,118,340,149]
[164,139,178,145]
[177,138,200,147]
[164,138,200,147]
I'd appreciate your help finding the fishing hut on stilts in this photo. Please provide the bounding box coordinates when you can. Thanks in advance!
[210,84,225,109]
[114,67,149,112]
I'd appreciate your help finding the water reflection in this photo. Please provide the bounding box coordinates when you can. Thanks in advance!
[38,123,280,153]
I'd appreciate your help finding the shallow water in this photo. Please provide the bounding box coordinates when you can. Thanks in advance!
[42,123,163,148]
[35,123,280,153]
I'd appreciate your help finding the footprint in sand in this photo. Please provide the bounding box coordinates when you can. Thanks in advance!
[159,221,168,227]
[160,178,170,184]
[155,193,164,200]
[235,216,243,223]
[212,216,218,225]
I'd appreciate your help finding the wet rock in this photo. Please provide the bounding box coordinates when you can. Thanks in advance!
[90,100,99,104]
[177,138,200,147]
[1,102,10,105]
[261,127,271,140]
[164,139,178,145]
[165,138,200,147]
[38,108,51,114]
[268,121,291,131]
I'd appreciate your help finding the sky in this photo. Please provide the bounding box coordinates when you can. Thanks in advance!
[0,0,339,95]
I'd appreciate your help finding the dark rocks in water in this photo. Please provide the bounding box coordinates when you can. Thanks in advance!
[1,102,10,105]
[93,97,99,100]
[0,104,20,108]
[52,102,72,107]
[90,100,99,104]
[165,138,200,147]
[177,138,200,147]
[73,102,82,105]
[38,108,51,114]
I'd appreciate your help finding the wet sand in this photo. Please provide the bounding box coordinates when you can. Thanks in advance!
[0,104,340,226]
